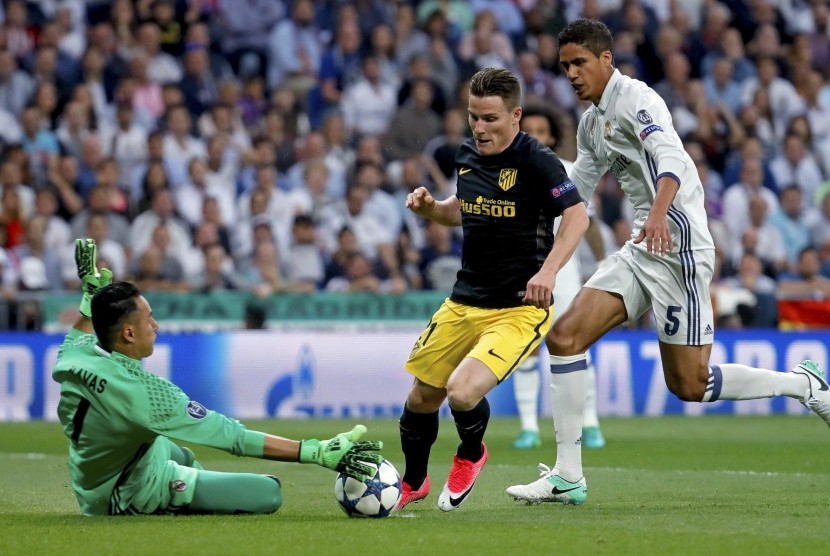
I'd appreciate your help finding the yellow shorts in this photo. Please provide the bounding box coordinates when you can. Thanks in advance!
[405,299,552,388]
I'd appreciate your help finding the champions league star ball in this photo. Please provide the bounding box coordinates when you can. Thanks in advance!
[334,458,402,518]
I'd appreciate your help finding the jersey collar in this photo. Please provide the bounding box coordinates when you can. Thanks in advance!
[597,69,622,115]
[95,343,143,371]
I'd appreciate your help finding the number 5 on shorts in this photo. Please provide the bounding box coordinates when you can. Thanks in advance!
[665,305,681,336]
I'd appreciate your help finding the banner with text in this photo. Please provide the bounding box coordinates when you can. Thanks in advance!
[2,330,828,421]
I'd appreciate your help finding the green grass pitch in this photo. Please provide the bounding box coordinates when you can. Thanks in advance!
[2,416,829,556]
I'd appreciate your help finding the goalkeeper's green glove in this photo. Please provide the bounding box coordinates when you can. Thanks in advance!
[298,424,384,481]
[75,238,113,318]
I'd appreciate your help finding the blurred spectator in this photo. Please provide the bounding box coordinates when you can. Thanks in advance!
[320,182,398,278]
[722,155,780,244]
[767,184,814,269]
[740,55,805,141]
[237,74,267,130]
[770,133,824,207]
[287,157,335,224]
[283,214,324,292]
[424,107,467,179]
[354,161,402,237]
[130,187,192,262]
[217,0,283,80]
[285,131,346,199]
[320,110,355,175]
[20,105,59,187]
[135,21,183,85]
[45,154,83,218]
[175,157,235,228]
[192,242,239,292]
[778,246,830,299]
[70,184,130,247]
[307,19,364,129]
[3,0,35,60]
[1,186,26,248]
[457,9,515,73]
[103,102,148,194]
[716,252,778,329]
[198,199,232,254]
[0,49,34,118]
[419,218,461,291]
[179,48,223,118]
[394,3,430,66]
[240,237,285,298]
[13,213,61,291]
[417,0,473,33]
[162,104,207,188]
[325,251,406,293]
[341,55,397,139]
[368,23,402,90]
[703,57,743,115]
[267,0,324,96]
[0,159,34,219]
[150,0,184,58]
[386,78,443,160]
[733,195,788,277]
[130,54,165,122]
[396,53,449,118]
[33,187,71,252]
[130,225,188,292]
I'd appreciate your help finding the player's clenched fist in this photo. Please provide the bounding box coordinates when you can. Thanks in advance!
[406,186,435,218]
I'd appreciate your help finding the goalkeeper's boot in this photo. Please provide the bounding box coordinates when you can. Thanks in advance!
[506,463,587,505]
[396,475,430,510]
[582,426,606,449]
[512,430,541,449]
[791,360,830,427]
[437,443,488,512]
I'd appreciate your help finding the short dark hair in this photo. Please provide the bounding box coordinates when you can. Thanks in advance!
[557,18,614,59]
[521,105,562,146]
[469,68,521,109]
[91,282,141,351]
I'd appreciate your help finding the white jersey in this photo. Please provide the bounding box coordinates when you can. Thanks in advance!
[571,69,714,253]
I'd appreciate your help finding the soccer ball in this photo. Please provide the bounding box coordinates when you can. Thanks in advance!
[334,458,402,518]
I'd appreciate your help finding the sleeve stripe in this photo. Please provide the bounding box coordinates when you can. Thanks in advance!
[656,172,681,186]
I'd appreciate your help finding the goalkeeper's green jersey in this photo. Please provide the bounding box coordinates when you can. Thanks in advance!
[52,329,267,515]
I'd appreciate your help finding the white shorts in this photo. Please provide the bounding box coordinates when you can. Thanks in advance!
[584,241,715,345]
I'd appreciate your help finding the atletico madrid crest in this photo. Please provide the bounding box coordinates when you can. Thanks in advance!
[498,168,518,191]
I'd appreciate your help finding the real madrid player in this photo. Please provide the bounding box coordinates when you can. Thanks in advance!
[53,239,382,516]
[512,105,606,451]
[506,18,830,506]
[397,68,589,512]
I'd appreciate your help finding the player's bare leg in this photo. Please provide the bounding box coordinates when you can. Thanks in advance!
[398,379,445,509]
[437,358,496,511]
[659,343,830,423]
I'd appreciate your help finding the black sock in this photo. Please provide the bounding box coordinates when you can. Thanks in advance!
[451,397,490,462]
[399,405,439,488]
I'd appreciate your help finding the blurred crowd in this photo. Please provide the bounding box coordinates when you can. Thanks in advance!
[1,0,830,330]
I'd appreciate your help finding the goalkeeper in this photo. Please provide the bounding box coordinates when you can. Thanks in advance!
[53,239,383,516]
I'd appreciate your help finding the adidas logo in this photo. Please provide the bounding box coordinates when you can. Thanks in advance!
[704,324,713,335]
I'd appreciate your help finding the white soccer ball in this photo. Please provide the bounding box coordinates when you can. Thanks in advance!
[334,458,402,518]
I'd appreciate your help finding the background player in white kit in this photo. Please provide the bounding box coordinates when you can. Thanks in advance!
[507,18,830,505]
[511,106,605,451]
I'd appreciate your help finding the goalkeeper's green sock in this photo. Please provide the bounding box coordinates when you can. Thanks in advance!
[189,471,282,514]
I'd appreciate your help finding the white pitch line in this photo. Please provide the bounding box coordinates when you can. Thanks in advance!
[491,463,829,478]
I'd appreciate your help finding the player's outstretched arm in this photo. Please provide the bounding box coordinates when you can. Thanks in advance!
[405,186,461,226]
[72,238,113,333]
[289,425,383,481]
